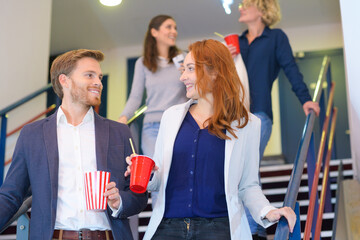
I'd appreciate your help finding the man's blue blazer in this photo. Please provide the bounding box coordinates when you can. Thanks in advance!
[0,110,148,239]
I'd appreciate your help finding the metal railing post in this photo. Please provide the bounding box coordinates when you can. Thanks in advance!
[331,160,343,240]
[16,213,30,240]
[306,133,320,238]
[289,202,301,240]
[274,111,316,240]
[324,66,334,213]
[274,56,332,239]
[319,90,326,134]
[0,196,32,234]
[326,64,337,160]
[0,83,53,186]
[0,114,8,186]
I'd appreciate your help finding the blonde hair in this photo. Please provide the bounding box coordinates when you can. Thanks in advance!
[244,0,281,26]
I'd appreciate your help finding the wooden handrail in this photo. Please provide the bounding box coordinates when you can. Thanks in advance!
[1,83,55,186]
[313,56,330,103]
[127,105,147,125]
[314,107,338,240]
[3,104,56,166]
[274,56,331,239]
[6,104,56,137]
[0,83,52,116]
[303,82,336,239]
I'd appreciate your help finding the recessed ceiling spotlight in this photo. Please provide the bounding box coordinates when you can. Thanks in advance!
[222,0,233,14]
[100,0,122,7]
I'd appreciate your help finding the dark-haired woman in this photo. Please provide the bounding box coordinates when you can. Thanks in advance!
[119,15,187,206]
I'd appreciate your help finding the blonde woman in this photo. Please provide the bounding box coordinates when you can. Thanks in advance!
[227,1,320,238]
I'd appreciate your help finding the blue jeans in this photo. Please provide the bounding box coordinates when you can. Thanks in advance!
[245,112,272,237]
[152,217,230,240]
[255,112,273,161]
[141,122,160,158]
[141,122,160,207]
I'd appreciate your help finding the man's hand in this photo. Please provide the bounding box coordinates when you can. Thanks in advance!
[303,101,320,116]
[104,182,121,209]
[265,207,296,233]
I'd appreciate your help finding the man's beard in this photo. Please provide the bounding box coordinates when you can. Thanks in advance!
[70,81,102,107]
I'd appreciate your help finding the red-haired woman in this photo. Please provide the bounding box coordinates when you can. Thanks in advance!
[126,39,296,239]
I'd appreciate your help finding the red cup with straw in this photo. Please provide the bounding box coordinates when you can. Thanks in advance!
[215,32,240,55]
[128,138,155,194]
[224,33,240,54]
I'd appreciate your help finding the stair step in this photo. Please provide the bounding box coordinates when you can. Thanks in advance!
[137,159,353,238]
[262,183,338,195]
[261,169,353,183]
[0,236,16,240]
[0,159,352,239]
[267,230,333,240]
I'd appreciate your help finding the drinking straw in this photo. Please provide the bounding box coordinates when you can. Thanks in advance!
[214,32,225,38]
[129,138,136,155]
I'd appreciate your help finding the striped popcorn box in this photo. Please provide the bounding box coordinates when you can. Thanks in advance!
[84,171,111,211]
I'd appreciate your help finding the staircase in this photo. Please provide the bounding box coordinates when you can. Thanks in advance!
[0,159,353,239]
[0,222,17,239]
[260,158,352,239]
[136,158,353,240]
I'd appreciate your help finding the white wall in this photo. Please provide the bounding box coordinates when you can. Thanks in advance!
[0,0,52,131]
[0,0,52,177]
[103,22,343,157]
[0,2,345,160]
[339,0,360,180]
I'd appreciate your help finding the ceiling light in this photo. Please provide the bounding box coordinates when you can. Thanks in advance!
[100,0,122,7]
[222,0,233,14]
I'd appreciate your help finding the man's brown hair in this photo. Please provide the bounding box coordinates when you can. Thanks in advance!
[50,49,104,99]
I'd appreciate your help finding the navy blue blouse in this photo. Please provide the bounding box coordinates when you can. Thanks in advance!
[164,111,228,218]
[239,27,312,121]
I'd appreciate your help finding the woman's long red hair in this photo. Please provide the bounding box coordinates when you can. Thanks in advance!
[189,39,249,139]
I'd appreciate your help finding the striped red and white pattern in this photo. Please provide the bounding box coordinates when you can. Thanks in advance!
[84,171,111,210]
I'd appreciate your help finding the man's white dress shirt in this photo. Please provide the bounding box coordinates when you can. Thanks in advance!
[54,107,118,230]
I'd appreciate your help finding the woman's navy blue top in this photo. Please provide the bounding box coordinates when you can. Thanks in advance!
[239,26,312,121]
[164,111,228,218]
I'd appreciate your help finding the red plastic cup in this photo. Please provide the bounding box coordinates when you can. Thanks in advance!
[84,171,111,211]
[130,155,155,193]
[224,34,240,54]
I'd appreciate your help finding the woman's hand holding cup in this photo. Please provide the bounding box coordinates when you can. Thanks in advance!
[124,154,159,177]
[124,153,137,177]
[227,44,238,58]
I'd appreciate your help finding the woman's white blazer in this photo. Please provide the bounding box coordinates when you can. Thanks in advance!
[144,99,276,240]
